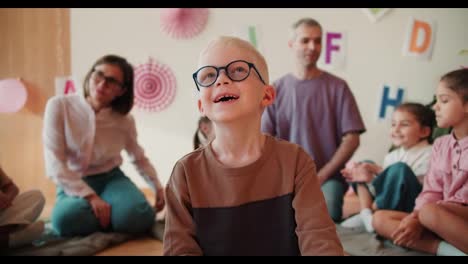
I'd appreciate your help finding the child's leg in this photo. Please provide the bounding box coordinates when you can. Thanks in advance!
[356,184,373,209]
[0,190,46,248]
[372,162,422,212]
[356,184,374,232]
[0,190,45,226]
[100,168,155,234]
[7,221,45,248]
[0,225,17,248]
[373,210,438,253]
[419,202,468,253]
[0,233,7,248]
[372,210,408,239]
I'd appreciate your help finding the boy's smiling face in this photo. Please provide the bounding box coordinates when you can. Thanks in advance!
[196,42,274,124]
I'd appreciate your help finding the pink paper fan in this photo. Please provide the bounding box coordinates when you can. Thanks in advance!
[133,58,177,112]
[160,8,209,39]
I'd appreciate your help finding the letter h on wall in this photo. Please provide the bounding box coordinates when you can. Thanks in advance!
[379,85,405,119]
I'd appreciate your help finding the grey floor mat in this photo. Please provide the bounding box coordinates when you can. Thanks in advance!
[0,222,131,256]
[1,221,164,256]
[336,224,432,256]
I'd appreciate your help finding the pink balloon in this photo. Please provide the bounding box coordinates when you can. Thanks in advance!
[0,79,28,113]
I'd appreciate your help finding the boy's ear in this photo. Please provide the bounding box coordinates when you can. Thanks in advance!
[288,39,293,49]
[198,99,205,115]
[261,85,276,107]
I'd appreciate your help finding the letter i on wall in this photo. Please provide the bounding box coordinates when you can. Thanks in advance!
[402,17,436,60]
[377,85,405,121]
[319,31,347,70]
[232,25,264,54]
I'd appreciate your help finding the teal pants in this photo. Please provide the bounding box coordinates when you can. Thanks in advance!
[321,178,347,222]
[372,162,422,212]
[351,162,422,213]
[51,167,155,237]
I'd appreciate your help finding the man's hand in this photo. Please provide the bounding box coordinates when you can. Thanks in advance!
[154,188,165,212]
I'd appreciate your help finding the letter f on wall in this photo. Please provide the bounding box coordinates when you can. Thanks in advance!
[325,32,342,64]
[321,31,346,70]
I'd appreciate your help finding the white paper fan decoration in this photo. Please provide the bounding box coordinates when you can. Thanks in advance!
[133,58,177,112]
[160,8,209,39]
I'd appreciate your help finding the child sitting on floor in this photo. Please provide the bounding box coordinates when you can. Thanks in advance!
[341,102,435,232]
[163,36,343,256]
[0,166,45,249]
[373,68,468,256]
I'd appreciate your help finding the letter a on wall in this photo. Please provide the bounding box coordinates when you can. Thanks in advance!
[402,17,436,60]
[319,31,347,70]
[55,76,80,95]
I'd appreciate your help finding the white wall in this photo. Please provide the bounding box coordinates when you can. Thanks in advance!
[71,8,468,188]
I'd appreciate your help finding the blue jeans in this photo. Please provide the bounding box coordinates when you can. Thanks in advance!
[321,178,347,222]
[51,167,155,237]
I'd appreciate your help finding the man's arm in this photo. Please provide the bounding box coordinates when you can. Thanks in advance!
[318,132,360,185]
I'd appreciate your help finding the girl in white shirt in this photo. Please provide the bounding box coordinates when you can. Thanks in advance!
[340,102,435,233]
[43,55,165,236]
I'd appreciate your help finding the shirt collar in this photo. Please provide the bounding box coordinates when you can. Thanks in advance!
[404,140,430,154]
[449,132,468,150]
[78,94,120,122]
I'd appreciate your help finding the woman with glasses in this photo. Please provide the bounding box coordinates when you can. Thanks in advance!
[43,55,165,236]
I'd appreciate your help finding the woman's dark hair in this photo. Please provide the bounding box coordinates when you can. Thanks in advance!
[83,54,134,115]
[193,116,212,150]
[396,102,436,143]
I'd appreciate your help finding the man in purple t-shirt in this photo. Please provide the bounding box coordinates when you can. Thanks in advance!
[261,18,366,222]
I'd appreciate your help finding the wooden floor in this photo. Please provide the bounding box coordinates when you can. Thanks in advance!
[96,237,163,256]
[41,187,359,256]
[42,188,164,256]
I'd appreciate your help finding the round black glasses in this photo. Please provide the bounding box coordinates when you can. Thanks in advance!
[192,60,266,91]
[91,69,124,90]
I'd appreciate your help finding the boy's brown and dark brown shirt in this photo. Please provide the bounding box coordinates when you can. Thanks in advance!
[164,135,343,256]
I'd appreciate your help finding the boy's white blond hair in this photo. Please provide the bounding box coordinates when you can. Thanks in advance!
[199,36,269,85]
